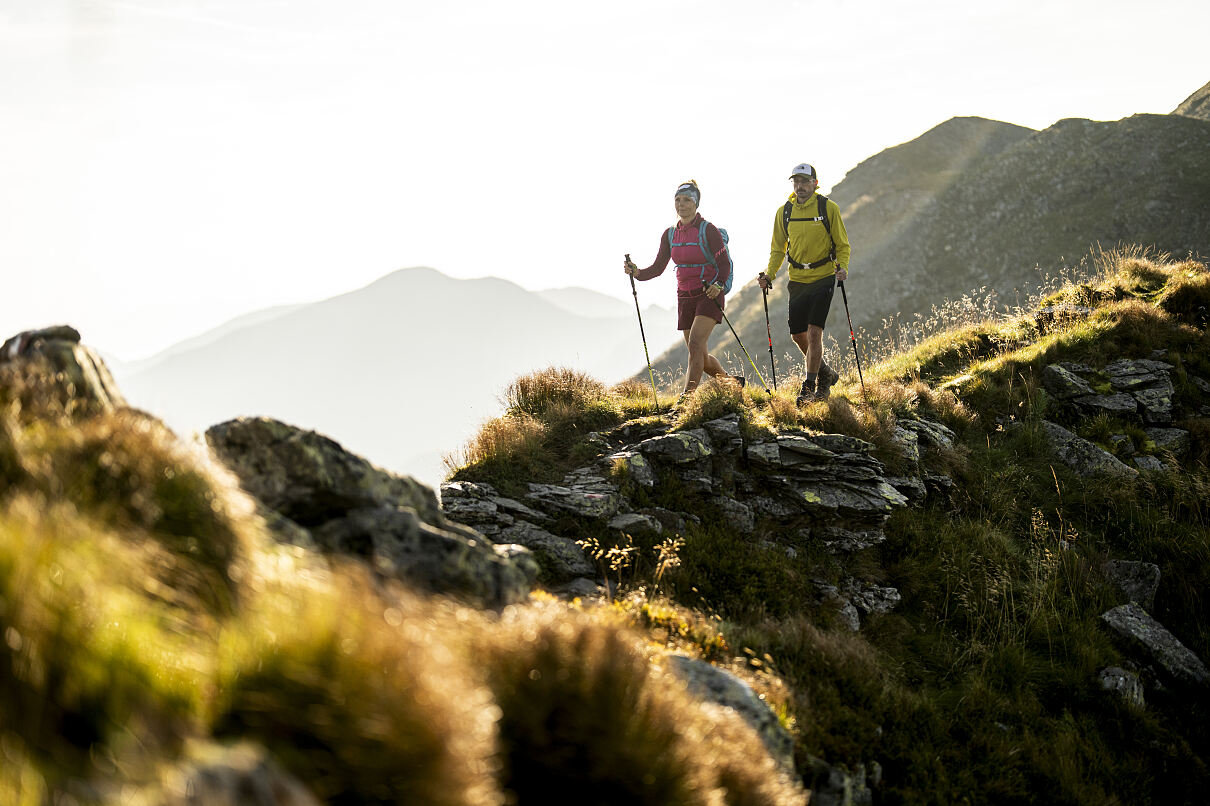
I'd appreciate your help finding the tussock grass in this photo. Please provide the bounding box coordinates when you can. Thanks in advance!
[672,376,750,431]
[504,366,609,419]
[213,567,501,806]
[0,496,211,780]
[481,600,806,806]
[7,409,257,616]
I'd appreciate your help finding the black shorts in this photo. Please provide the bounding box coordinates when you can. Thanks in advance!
[787,276,835,333]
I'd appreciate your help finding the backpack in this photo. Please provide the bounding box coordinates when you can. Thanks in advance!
[781,195,836,270]
[666,219,734,293]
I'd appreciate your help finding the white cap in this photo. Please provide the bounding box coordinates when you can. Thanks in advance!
[788,163,817,179]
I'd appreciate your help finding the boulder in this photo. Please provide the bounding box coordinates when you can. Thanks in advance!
[890,426,920,465]
[206,417,439,527]
[777,434,838,463]
[1133,456,1165,472]
[607,512,664,537]
[606,449,655,488]
[665,655,796,772]
[714,496,755,534]
[311,506,532,608]
[526,482,620,519]
[1039,421,1138,479]
[1144,427,1190,457]
[496,521,595,581]
[1102,560,1161,610]
[1042,363,1095,399]
[1134,381,1175,425]
[1074,393,1138,418]
[637,428,714,464]
[0,326,126,416]
[815,583,862,631]
[1101,603,1209,688]
[1098,666,1145,708]
[844,582,903,616]
[1103,358,1173,391]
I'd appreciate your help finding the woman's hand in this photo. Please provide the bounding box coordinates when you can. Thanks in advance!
[623,255,639,276]
[705,282,722,299]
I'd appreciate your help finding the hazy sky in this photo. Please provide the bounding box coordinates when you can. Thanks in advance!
[3,0,1208,360]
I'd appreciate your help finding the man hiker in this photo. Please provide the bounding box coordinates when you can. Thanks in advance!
[758,162,852,405]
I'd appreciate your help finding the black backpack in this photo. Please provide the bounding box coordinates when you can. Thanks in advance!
[781,195,836,270]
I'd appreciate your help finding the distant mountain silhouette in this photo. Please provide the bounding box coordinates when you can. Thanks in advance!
[646,81,1210,385]
[113,267,674,490]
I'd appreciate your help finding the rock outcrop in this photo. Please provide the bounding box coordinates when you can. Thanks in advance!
[206,417,534,608]
[441,413,953,624]
[1037,354,1204,474]
[0,325,126,416]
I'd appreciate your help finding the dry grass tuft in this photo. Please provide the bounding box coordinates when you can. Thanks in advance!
[504,366,609,420]
[443,413,547,475]
[673,376,749,430]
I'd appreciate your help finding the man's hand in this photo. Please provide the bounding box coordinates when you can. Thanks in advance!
[835,267,848,283]
[758,272,770,291]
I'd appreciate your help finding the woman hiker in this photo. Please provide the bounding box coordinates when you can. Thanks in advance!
[623,180,742,401]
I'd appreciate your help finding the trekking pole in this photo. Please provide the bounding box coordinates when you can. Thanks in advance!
[626,255,660,408]
[759,273,777,391]
[703,290,771,393]
[837,280,867,397]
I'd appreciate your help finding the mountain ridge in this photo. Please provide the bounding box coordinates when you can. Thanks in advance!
[112,266,676,490]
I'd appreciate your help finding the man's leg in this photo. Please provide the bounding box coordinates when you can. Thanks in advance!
[791,326,824,402]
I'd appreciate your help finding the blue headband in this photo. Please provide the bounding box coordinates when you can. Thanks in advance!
[674,183,700,205]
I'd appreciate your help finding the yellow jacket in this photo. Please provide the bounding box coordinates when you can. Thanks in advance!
[765,192,851,283]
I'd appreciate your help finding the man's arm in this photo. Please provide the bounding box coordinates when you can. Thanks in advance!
[765,206,787,278]
[828,199,851,273]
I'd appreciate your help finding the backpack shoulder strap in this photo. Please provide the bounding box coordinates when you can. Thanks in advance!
[782,201,793,238]
[698,220,718,268]
[817,195,836,261]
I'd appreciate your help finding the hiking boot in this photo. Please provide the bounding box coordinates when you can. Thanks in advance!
[796,380,817,406]
[816,362,840,399]
[731,374,746,388]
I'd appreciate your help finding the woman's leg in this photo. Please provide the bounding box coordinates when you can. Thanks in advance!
[682,314,719,393]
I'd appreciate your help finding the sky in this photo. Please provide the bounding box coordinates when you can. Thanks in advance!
[3,0,1208,361]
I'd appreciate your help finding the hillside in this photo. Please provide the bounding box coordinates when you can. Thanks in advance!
[113,267,673,490]
[4,248,1207,804]
[647,81,1210,392]
[1174,79,1210,121]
